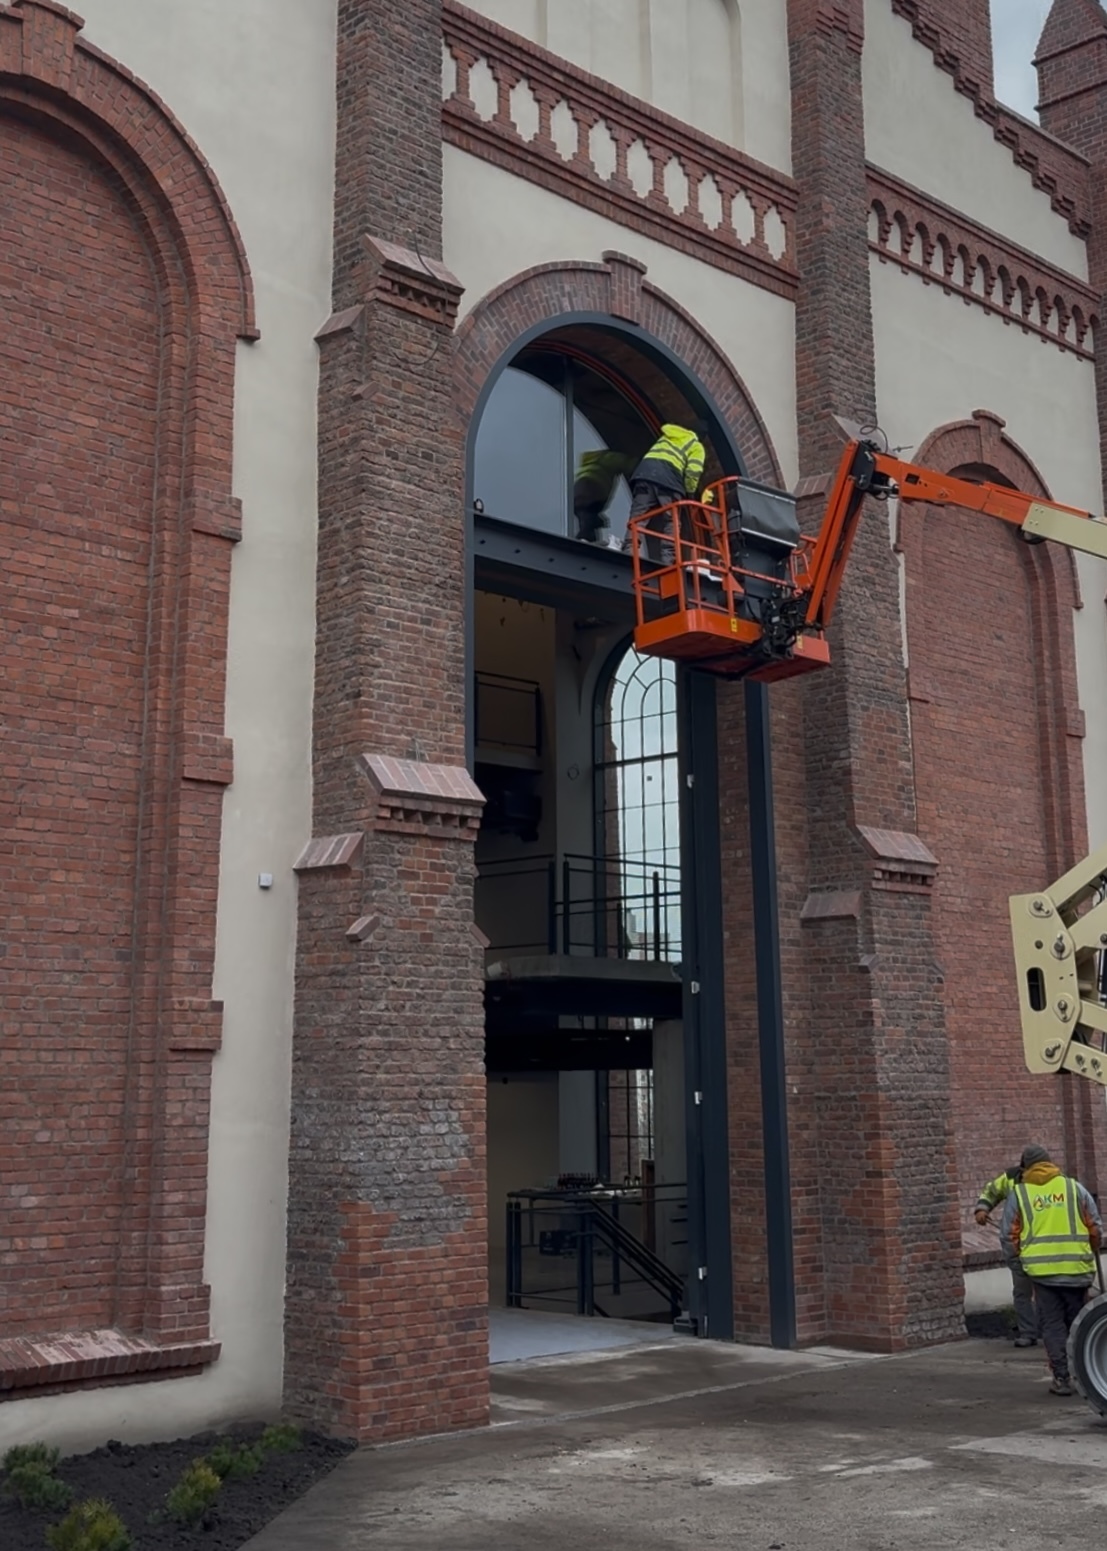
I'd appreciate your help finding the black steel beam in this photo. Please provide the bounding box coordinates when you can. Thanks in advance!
[485,1030,653,1073]
[474,515,637,620]
[745,679,796,1348]
[680,671,735,1341]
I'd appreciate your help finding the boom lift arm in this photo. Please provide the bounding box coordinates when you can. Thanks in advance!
[628,431,1107,686]
[808,434,1107,634]
[628,429,1107,1085]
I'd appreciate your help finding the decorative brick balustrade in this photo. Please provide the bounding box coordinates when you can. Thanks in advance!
[868,167,1099,359]
[441,1,797,299]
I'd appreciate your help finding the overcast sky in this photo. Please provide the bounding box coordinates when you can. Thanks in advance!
[991,0,1052,116]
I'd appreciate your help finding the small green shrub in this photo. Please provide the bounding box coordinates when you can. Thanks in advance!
[205,1440,263,1481]
[165,1461,221,1526]
[2,1443,72,1514]
[46,1497,131,1551]
[3,1443,61,1473]
[259,1423,302,1455]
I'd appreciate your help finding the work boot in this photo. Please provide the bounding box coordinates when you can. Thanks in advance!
[1048,1376,1074,1396]
[1013,1336,1038,1348]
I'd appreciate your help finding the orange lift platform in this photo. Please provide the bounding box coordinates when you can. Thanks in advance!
[629,423,1107,682]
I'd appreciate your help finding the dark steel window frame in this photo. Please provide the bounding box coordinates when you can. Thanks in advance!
[466,311,795,1347]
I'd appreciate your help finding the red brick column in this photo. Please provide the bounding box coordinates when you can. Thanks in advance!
[285,0,489,1441]
[781,0,963,1347]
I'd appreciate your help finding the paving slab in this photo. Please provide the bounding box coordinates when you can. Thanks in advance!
[245,1337,1107,1551]
[489,1307,682,1365]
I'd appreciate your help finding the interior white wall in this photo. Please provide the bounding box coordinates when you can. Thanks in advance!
[0,0,337,1454]
[871,257,1107,860]
[487,1074,561,1251]
[444,147,798,488]
[459,0,791,171]
[863,0,1087,279]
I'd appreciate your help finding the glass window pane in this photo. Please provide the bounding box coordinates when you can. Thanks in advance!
[472,366,567,534]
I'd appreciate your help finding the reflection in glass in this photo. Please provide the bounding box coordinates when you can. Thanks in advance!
[472,348,654,543]
[472,367,565,534]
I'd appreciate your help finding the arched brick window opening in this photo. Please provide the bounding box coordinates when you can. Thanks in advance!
[455,253,783,489]
[897,410,1105,1205]
[0,0,253,1392]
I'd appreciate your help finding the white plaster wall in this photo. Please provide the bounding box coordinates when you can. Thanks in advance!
[871,258,1107,860]
[461,0,792,171]
[964,1266,1012,1314]
[0,0,337,1453]
[444,147,799,487]
[863,0,1088,279]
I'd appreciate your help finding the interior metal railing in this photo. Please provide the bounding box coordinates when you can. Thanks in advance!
[505,1182,687,1321]
[477,852,681,960]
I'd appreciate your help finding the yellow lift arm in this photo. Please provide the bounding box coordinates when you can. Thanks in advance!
[1011,846,1107,1086]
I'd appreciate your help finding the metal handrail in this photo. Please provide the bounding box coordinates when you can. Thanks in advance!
[477,853,680,959]
[505,1183,688,1320]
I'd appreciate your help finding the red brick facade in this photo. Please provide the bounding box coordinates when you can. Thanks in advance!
[7,0,1107,1440]
[900,411,1107,1208]
[0,0,253,1394]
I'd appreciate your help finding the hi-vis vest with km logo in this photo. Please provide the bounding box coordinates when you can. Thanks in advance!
[1015,1176,1095,1279]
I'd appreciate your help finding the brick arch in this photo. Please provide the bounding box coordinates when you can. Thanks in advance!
[454,250,784,486]
[0,0,255,1392]
[896,409,1103,1203]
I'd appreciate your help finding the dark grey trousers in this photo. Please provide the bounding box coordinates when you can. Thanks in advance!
[1033,1282,1087,1379]
[629,480,683,562]
[1007,1256,1040,1339]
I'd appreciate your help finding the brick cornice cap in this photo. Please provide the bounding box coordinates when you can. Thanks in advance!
[855,826,938,869]
[362,756,483,818]
[360,236,464,328]
[362,235,463,294]
[855,826,938,893]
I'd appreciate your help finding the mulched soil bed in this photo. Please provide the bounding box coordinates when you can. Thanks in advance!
[1,1423,355,1551]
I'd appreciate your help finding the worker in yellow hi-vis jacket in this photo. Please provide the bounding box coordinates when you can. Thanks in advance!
[1008,1143,1102,1396]
[974,1163,1039,1348]
[625,422,707,562]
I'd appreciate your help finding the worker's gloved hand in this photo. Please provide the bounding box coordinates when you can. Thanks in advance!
[974,1209,990,1227]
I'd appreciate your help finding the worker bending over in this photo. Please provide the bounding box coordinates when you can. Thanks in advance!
[573,449,636,544]
[1007,1143,1102,1396]
[974,1162,1040,1347]
[625,422,707,561]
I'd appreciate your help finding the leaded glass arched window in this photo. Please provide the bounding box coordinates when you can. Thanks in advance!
[595,645,681,962]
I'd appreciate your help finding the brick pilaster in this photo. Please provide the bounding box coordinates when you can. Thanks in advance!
[1037,0,1107,517]
[784,0,963,1346]
[286,0,488,1440]
[1033,0,1107,1190]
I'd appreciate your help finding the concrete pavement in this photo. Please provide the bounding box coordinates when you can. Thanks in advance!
[245,1335,1107,1550]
